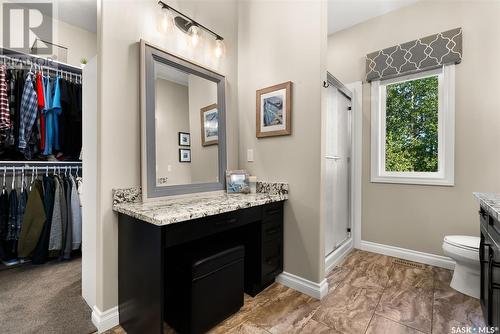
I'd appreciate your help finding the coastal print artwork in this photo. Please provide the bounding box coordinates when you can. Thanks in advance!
[200,104,218,146]
[256,81,292,138]
[226,170,250,194]
[179,148,191,162]
[178,132,190,146]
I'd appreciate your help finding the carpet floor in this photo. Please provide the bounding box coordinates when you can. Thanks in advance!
[0,258,97,334]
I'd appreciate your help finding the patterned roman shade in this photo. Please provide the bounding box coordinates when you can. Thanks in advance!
[365,28,462,82]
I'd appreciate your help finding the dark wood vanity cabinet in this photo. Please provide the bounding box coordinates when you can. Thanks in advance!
[118,201,285,334]
[479,207,500,328]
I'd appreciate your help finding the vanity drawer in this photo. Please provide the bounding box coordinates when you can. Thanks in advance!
[164,206,261,247]
[262,218,283,242]
[487,214,500,244]
[262,202,284,220]
[261,239,283,281]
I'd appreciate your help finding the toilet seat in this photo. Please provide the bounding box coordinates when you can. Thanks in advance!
[444,235,480,251]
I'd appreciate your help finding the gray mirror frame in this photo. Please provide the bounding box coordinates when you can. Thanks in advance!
[140,40,227,200]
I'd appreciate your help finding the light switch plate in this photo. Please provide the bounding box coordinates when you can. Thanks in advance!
[247,149,254,162]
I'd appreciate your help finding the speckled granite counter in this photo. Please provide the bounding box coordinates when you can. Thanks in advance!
[474,192,500,221]
[112,182,288,226]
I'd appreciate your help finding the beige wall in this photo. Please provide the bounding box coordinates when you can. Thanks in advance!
[98,0,238,311]
[238,0,327,283]
[328,1,500,255]
[56,19,97,67]
[155,79,192,185]
[188,75,219,184]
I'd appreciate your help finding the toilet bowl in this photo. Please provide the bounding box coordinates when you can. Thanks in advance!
[442,235,480,299]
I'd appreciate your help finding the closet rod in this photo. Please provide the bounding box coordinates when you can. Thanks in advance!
[0,161,82,165]
[0,47,82,75]
[0,55,82,83]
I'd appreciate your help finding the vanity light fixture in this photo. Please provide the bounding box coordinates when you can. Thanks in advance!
[158,1,225,58]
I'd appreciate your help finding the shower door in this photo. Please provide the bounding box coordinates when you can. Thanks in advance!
[324,74,352,257]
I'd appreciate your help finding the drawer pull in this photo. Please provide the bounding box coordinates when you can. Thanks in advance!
[265,255,279,265]
[215,218,237,225]
[265,209,281,216]
[265,227,280,236]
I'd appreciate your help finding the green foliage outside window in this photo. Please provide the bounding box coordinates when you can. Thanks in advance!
[385,76,439,172]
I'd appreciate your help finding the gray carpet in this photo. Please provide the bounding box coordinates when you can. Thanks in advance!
[0,258,97,334]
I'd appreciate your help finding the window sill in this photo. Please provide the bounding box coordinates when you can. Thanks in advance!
[371,175,454,187]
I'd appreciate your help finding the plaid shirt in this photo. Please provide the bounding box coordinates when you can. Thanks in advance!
[0,65,10,133]
[18,73,38,149]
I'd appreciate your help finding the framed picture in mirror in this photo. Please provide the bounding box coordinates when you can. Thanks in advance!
[179,149,191,163]
[256,81,292,138]
[200,104,219,146]
[178,132,190,146]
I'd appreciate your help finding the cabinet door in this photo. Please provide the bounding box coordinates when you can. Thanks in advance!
[491,238,500,328]
[480,231,491,325]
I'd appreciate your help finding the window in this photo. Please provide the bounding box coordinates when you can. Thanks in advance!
[371,66,455,186]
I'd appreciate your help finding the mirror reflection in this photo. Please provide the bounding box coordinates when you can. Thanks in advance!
[155,62,219,187]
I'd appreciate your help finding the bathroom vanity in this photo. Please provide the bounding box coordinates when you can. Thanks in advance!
[476,193,500,328]
[113,185,288,334]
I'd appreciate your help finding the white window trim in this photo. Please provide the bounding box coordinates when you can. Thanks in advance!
[370,65,455,186]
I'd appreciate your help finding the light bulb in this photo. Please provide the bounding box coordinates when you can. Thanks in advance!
[214,38,225,58]
[159,9,174,33]
[188,25,200,47]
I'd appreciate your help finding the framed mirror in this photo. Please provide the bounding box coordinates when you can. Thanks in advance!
[140,40,227,200]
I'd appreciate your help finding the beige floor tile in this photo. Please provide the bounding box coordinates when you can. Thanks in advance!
[366,314,425,334]
[326,266,352,292]
[247,288,320,334]
[375,284,433,333]
[224,321,270,334]
[432,268,485,334]
[312,281,383,334]
[298,319,340,333]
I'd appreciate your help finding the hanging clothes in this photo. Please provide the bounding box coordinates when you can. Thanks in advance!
[17,180,45,258]
[62,176,72,259]
[32,175,55,264]
[0,64,11,142]
[18,73,38,150]
[52,76,62,151]
[70,175,81,250]
[16,186,28,241]
[49,175,65,255]
[42,76,54,156]
[36,72,46,152]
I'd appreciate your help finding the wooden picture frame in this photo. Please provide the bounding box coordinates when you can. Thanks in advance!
[178,132,191,146]
[256,81,292,138]
[200,104,219,146]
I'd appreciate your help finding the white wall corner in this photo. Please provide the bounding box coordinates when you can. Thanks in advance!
[91,305,119,333]
[276,272,329,300]
[360,240,455,270]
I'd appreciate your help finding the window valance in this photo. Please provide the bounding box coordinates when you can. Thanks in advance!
[365,28,462,82]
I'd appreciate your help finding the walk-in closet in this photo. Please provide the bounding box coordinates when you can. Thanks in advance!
[0,48,95,334]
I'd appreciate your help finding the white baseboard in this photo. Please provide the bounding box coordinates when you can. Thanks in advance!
[91,305,119,333]
[325,238,353,275]
[276,272,329,300]
[360,240,455,270]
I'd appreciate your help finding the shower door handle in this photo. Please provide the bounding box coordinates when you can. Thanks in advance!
[325,156,341,160]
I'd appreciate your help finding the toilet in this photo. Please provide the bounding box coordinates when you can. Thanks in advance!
[442,235,480,299]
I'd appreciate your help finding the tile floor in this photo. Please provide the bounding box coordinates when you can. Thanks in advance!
[105,249,484,334]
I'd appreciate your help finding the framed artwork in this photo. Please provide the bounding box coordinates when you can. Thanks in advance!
[178,132,191,146]
[226,170,250,194]
[179,149,191,163]
[200,104,219,146]
[256,81,292,138]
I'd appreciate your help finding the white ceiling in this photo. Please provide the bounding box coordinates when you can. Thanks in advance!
[328,0,418,35]
[55,0,97,33]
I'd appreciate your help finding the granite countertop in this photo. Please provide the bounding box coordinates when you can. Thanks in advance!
[474,193,500,221]
[112,182,288,226]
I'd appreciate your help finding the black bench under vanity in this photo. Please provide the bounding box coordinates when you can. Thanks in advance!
[112,182,288,334]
